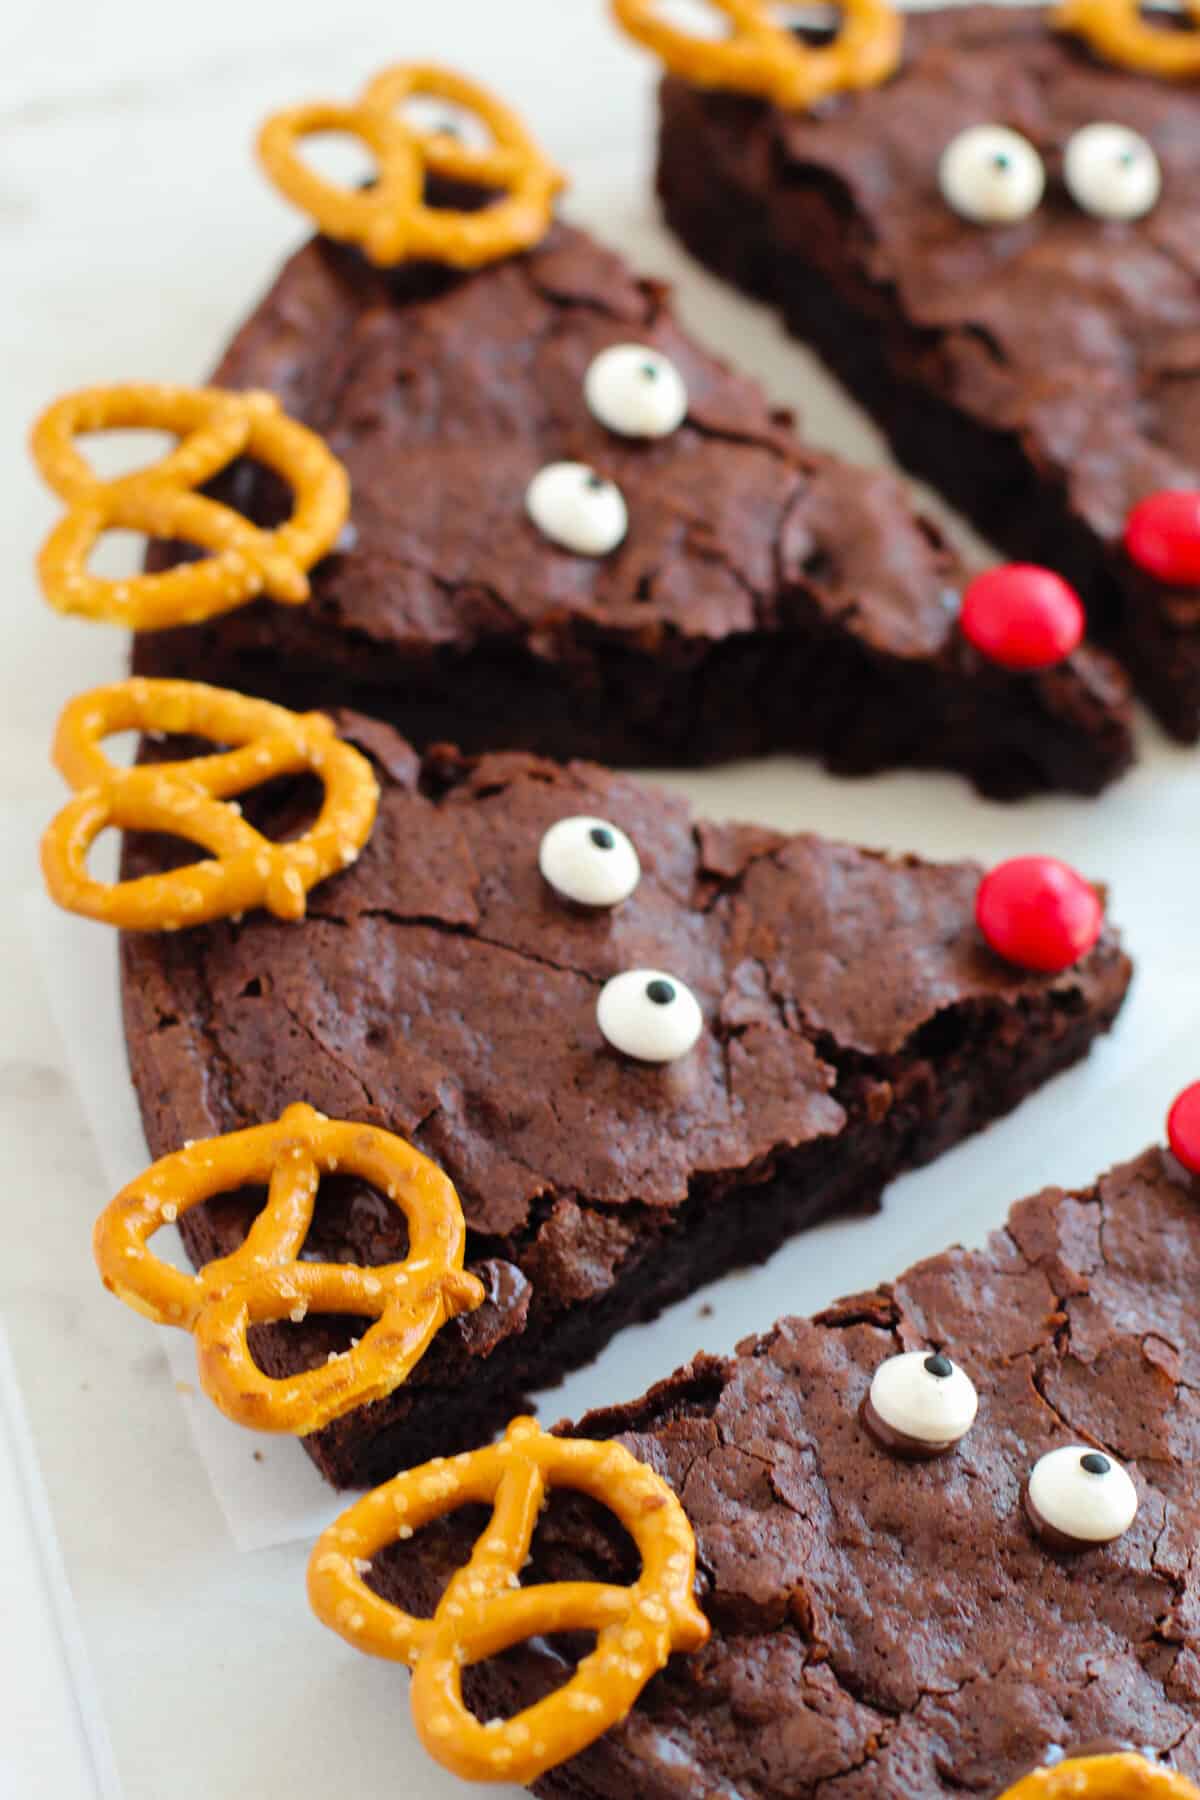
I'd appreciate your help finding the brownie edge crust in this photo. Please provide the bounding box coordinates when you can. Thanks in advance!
[371,1145,1200,1798]
[120,716,1132,1487]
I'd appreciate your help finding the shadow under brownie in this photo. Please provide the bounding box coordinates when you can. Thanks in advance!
[370,1141,1200,1797]
[120,714,1131,1487]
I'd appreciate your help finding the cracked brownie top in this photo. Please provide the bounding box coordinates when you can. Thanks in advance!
[118,714,1130,1484]
[128,198,1135,793]
[167,216,966,661]
[373,1143,1200,1797]
[121,716,1128,1249]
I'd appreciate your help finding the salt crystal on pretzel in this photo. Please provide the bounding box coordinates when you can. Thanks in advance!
[41,678,378,932]
[308,1416,709,1784]
[257,62,565,269]
[30,382,349,631]
[93,1103,485,1434]
[611,0,903,111]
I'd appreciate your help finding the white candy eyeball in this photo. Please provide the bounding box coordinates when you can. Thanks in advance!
[538,816,641,909]
[865,1350,979,1456]
[1063,122,1161,222]
[1025,1445,1139,1548]
[939,124,1046,225]
[526,462,628,557]
[597,969,703,1064]
[584,344,689,440]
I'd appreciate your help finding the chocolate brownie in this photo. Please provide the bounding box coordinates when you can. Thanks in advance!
[371,1141,1200,1796]
[131,214,1133,797]
[120,715,1131,1488]
[646,5,1200,738]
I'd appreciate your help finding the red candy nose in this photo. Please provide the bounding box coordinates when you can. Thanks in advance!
[1125,490,1200,586]
[960,565,1085,670]
[1168,1083,1200,1175]
[976,856,1103,973]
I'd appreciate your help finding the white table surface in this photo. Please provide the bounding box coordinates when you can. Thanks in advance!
[5,4,1200,1796]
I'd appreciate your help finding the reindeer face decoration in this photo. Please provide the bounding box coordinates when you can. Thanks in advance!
[910,4,1200,607]
[614,0,1200,738]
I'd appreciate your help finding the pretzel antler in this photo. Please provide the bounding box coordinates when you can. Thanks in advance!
[31,383,349,631]
[309,1417,709,1784]
[998,1752,1200,1799]
[1055,0,1200,79]
[42,679,378,931]
[611,0,902,110]
[94,1104,484,1433]
[258,63,565,268]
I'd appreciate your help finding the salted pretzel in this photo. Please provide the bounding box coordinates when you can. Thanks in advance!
[257,63,565,269]
[41,679,378,931]
[94,1104,485,1434]
[31,383,349,631]
[611,0,903,111]
[308,1416,710,1784]
[1055,0,1200,79]
[998,1753,1200,1798]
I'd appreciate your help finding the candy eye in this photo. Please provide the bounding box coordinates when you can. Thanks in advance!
[939,124,1046,225]
[1064,123,1161,222]
[1025,1445,1139,1549]
[863,1350,979,1457]
[596,969,703,1064]
[584,344,689,440]
[526,462,628,557]
[538,816,641,908]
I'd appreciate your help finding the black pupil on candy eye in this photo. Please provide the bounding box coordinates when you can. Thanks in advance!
[1080,1452,1111,1476]
[924,1353,953,1379]
[642,362,660,380]
[992,152,1012,173]
[646,979,675,1007]
[589,827,615,851]
[1119,148,1137,167]
[585,472,607,491]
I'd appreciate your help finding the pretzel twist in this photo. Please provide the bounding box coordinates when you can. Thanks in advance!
[94,1104,484,1434]
[31,383,349,630]
[41,679,378,931]
[1055,0,1200,79]
[257,63,565,269]
[998,1753,1200,1799]
[611,0,902,110]
[308,1416,709,1784]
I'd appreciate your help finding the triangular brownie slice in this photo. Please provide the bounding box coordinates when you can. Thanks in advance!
[367,1135,1200,1794]
[132,213,1133,796]
[121,716,1130,1486]
[640,3,1200,739]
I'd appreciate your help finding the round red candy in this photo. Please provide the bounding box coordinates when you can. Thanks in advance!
[976,856,1103,974]
[1168,1083,1200,1175]
[959,565,1085,670]
[1125,490,1200,586]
